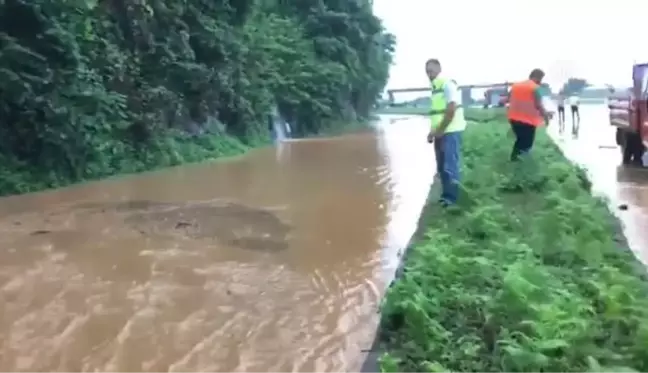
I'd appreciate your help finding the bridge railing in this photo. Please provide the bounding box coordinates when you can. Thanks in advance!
[386,82,511,106]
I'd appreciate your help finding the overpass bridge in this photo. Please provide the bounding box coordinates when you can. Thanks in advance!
[387,82,512,106]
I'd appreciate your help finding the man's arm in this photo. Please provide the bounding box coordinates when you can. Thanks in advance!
[437,80,460,132]
[533,87,549,122]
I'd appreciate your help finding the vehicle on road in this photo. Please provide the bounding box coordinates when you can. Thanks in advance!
[608,63,648,167]
[484,87,508,107]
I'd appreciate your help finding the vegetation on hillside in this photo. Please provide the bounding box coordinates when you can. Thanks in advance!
[0,0,394,195]
[378,110,648,372]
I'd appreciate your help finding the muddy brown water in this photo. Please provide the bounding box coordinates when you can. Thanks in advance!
[0,117,436,371]
[2,109,647,372]
[548,105,648,265]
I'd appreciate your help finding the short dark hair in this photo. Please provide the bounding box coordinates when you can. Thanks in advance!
[426,58,441,67]
[529,68,545,80]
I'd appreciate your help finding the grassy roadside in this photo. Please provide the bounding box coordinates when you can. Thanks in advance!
[0,118,371,197]
[377,110,648,372]
[0,132,252,197]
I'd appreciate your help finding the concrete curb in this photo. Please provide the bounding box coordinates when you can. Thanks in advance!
[359,189,439,372]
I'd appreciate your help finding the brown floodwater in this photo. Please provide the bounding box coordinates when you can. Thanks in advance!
[548,105,648,264]
[3,107,647,372]
[0,117,436,371]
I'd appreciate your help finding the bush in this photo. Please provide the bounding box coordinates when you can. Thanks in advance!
[0,0,394,196]
[378,111,648,372]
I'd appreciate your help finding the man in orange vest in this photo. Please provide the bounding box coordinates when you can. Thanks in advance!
[507,69,552,160]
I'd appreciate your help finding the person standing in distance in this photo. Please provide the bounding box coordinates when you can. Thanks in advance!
[556,92,566,133]
[568,94,580,135]
[425,58,466,207]
[507,69,551,161]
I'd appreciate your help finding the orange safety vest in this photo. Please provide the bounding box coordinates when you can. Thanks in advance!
[507,80,543,126]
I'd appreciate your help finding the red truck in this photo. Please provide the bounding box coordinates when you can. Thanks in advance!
[608,63,648,166]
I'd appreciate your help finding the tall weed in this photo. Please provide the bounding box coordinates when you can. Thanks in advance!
[378,113,648,372]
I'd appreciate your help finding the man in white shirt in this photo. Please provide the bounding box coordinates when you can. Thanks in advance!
[568,95,580,135]
[425,58,466,206]
[556,94,566,133]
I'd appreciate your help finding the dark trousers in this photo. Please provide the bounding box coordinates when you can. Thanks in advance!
[434,131,462,204]
[570,105,580,135]
[510,120,537,161]
[621,130,645,165]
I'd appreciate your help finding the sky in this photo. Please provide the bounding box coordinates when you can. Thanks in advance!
[373,0,648,94]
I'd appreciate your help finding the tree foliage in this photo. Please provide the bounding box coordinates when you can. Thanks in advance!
[560,78,589,96]
[0,0,395,194]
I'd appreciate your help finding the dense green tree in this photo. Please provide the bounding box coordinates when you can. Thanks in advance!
[0,0,394,194]
[560,78,588,96]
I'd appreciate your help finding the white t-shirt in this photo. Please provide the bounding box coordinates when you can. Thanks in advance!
[440,77,462,105]
[568,96,579,106]
[542,96,556,114]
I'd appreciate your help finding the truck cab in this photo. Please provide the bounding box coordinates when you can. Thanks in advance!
[608,63,648,166]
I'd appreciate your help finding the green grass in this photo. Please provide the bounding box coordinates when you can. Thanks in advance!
[0,118,376,197]
[377,110,648,372]
[0,132,252,197]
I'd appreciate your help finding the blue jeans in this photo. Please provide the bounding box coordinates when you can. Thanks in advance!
[434,131,462,204]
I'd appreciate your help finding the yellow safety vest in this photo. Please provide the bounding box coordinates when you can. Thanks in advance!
[430,78,466,133]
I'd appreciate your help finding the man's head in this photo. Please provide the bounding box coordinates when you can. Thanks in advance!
[529,68,545,84]
[425,58,441,80]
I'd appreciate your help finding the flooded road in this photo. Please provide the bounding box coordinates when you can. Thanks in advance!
[0,117,435,371]
[548,105,648,264]
[3,107,647,372]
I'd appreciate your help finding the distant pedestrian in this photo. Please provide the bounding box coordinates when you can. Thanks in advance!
[507,68,551,161]
[568,95,580,135]
[425,58,466,207]
[556,94,566,133]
